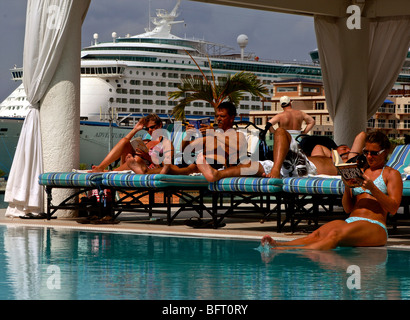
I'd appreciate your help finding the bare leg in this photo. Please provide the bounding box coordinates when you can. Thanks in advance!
[264,128,291,178]
[262,219,387,250]
[91,137,134,172]
[261,220,348,247]
[160,163,199,175]
[125,154,149,174]
[196,153,264,182]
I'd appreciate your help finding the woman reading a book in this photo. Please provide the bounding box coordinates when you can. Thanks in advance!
[90,113,172,173]
[261,131,403,250]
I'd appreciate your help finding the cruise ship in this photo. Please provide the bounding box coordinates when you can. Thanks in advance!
[1,0,409,175]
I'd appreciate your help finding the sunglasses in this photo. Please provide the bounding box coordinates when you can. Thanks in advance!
[145,125,157,130]
[362,148,385,156]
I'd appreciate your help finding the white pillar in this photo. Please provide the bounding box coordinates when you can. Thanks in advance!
[40,2,86,217]
[332,17,369,146]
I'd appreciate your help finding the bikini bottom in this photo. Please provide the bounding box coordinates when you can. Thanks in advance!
[345,216,388,238]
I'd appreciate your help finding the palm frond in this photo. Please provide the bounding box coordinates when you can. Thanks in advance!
[168,53,269,119]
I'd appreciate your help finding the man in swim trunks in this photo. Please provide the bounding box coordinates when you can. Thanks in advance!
[261,131,403,250]
[266,95,315,138]
[159,101,247,175]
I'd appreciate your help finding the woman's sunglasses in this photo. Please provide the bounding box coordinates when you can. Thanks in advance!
[145,125,157,130]
[362,148,385,156]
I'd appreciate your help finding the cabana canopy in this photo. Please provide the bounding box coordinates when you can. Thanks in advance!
[193,0,410,144]
[5,0,410,217]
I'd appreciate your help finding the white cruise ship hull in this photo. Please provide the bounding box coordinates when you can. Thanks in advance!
[0,117,142,174]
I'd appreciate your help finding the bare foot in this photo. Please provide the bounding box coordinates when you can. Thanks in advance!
[261,235,277,247]
[196,153,220,182]
[90,165,105,172]
[263,168,281,179]
[160,164,170,174]
[126,155,147,174]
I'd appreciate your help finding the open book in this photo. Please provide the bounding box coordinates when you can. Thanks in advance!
[188,117,210,129]
[130,137,149,154]
[332,149,364,187]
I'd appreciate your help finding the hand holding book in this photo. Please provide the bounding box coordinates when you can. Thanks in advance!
[332,149,364,188]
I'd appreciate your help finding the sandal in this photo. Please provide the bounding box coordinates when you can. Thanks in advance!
[20,213,56,220]
[90,216,120,224]
[77,215,100,224]
[184,217,225,229]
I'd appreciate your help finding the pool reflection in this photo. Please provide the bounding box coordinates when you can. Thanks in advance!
[1,225,410,300]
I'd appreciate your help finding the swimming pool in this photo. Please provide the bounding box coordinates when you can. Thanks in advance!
[0,225,410,300]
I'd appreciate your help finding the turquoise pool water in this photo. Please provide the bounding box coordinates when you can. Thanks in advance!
[0,225,409,300]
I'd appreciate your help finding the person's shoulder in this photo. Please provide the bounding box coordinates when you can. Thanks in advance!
[385,166,402,180]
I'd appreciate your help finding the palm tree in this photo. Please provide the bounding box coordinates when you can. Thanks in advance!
[169,53,269,120]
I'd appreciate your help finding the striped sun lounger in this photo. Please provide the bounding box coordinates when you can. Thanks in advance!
[38,172,104,219]
[101,172,211,225]
[282,144,410,231]
[385,144,410,227]
[208,177,285,230]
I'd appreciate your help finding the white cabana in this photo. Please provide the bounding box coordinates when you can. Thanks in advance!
[5,0,90,217]
[5,0,410,217]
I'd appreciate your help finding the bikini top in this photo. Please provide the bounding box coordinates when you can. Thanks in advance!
[352,167,387,196]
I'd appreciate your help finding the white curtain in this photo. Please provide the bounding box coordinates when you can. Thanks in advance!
[315,15,410,144]
[5,0,80,217]
[367,17,410,117]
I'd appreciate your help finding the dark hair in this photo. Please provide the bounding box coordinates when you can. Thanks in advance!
[144,113,162,126]
[365,131,391,152]
[217,101,237,117]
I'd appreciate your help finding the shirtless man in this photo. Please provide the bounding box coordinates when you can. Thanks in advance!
[159,101,247,175]
[266,96,315,138]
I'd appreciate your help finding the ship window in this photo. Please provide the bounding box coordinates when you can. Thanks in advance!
[0,128,8,132]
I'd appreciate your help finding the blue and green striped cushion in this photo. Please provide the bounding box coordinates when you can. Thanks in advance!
[101,173,208,188]
[209,177,283,193]
[386,145,410,173]
[403,181,410,197]
[282,177,344,195]
[38,172,103,187]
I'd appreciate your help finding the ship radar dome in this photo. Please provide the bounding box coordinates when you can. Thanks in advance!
[237,34,248,60]
[237,34,248,48]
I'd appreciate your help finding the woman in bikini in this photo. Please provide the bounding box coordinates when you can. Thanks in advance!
[91,113,172,173]
[261,131,403,250]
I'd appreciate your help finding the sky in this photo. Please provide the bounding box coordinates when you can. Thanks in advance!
[0,0,317,102]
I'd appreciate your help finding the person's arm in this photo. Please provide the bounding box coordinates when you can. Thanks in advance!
[342,184,356,213]
[301,112,315,134]
[125,118,145,141]
[348,131,366,160]
[267,115,281,134]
